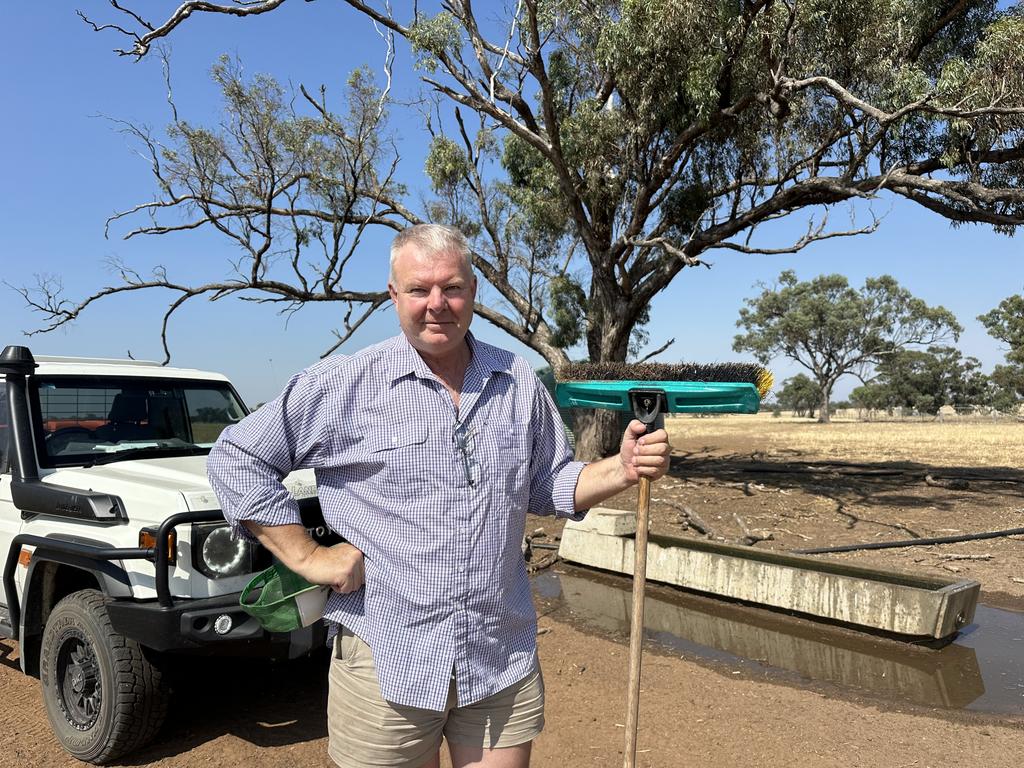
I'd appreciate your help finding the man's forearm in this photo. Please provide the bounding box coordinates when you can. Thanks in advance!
[573,455,633,511]
[242,521,319,573]
[242,521,365,593]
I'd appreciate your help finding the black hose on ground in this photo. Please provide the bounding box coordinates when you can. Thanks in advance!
[794,527,1024,555]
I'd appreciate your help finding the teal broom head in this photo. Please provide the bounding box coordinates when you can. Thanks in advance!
[555,362,774,414]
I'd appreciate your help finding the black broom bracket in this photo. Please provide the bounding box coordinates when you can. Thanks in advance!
[628,389,666,434]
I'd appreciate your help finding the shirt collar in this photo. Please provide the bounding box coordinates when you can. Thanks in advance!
[466,332,509,376]
[386,331,508,384]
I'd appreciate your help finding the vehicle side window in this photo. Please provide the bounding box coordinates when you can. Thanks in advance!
[0,383,8,474]
[185,388,246,444]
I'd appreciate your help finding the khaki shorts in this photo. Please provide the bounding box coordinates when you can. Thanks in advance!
[327,628,545,768]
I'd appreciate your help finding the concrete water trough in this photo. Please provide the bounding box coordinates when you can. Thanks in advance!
[549,572,987,709]
[559,508,980,640]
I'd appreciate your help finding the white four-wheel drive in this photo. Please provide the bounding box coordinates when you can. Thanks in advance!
[0,346,331,764]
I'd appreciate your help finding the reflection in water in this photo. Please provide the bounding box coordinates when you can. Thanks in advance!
[533,568,1024,715]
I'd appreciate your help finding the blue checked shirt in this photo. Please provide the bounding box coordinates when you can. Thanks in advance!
[207,332,587,711]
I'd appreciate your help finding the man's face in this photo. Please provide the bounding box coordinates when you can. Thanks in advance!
[388,243,477,359]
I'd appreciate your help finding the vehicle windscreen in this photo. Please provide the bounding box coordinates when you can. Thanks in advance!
[34,377,248,465]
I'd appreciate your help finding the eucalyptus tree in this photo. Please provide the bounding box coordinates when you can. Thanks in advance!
[775,374,821,417]
[979,293,1024,363]
[733,271,961,421]
[36,0,1024,455]
[979,292,1024,410]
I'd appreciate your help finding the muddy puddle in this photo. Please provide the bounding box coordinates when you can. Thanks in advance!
[532,565,1024,715]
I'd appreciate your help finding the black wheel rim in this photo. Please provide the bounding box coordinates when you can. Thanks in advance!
[55,630,102,730]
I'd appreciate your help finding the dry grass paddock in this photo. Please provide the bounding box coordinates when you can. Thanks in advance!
[664,412,1024,468]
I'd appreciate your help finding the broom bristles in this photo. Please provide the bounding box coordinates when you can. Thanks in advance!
[558,362,774,400]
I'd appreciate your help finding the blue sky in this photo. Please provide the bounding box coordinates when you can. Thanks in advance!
[2,3,1021,407]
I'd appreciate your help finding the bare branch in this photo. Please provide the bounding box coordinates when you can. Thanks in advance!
[341,0,411,38]
[780,74,1024,121]
[710,212,881,255]
[472,300,569,367]
[158,290,199,364]
[630,237,712,270]
[489,0,524,104]
[635,338,675,364]
[80,0,290,59]
[157,47,180,123]
[110,1,156,32]
[76,9,135,39]
[371,1,396,120]
[321,298,389,357]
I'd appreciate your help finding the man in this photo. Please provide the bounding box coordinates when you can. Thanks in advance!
[208,224,670,768]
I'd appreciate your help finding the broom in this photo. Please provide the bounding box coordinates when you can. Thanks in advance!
[556,362,773,768]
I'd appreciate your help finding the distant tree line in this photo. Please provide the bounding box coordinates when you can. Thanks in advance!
[849,346,993,416]
[736,272,1024,421]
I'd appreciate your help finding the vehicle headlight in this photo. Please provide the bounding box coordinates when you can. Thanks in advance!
[191,523,254,578]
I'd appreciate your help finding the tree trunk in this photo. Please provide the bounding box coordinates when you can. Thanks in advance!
[817,384,833,423]
[572,408,623,461]
[571,293,635,459]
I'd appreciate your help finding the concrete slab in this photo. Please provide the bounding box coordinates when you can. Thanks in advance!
[558,522,980,640]
[569,507,637,536]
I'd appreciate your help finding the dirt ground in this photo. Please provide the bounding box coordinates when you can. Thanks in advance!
[2,416,1022,767]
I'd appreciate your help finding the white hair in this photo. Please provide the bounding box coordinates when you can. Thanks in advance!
[389,224,473,283]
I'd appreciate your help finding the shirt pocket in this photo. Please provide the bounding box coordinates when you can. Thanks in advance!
[368,421,431,502]
[488,420,532,499]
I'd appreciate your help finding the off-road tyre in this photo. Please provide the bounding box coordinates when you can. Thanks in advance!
[39,589,168,764]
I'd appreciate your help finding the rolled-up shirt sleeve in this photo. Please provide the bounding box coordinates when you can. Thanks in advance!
[526,375,587,520]
[207,368,332,540]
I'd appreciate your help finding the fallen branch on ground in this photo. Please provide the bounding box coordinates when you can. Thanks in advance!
[733,513,774,546]
[660,500,714,537]
[832,501,921,538]
[924,474,970,490]
[777,527,813,541]
[527,551,560,573]
[699,478,789,494]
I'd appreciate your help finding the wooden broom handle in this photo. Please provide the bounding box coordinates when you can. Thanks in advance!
[623,473,651,768]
